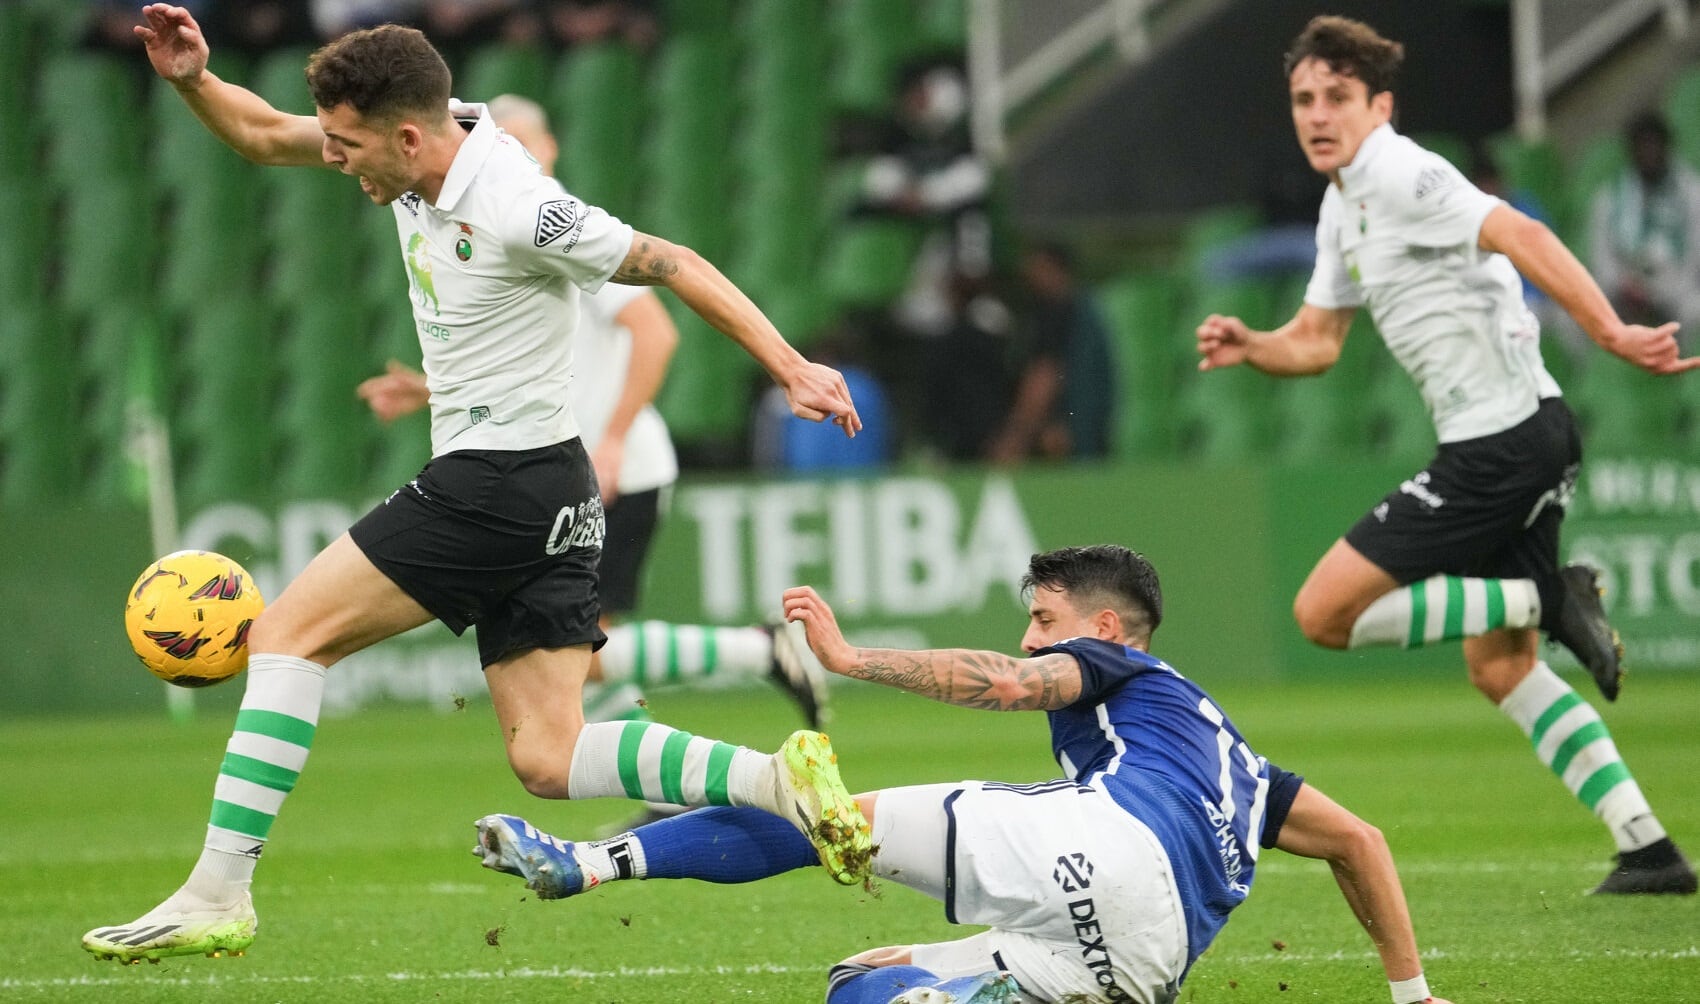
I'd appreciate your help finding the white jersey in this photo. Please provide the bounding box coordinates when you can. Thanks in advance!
[389,102,635,456]
[1304,124,1561,442]
[573,283,680,495]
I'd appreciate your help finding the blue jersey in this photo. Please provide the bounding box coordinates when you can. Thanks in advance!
[1039,638,1298,974]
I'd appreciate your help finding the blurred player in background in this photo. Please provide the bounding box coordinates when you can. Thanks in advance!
[85,5,870,966]
[358,94,830,738]
[1196,15,1697,894]
[475,546,1453,1004]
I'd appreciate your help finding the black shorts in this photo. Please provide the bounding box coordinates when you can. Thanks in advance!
[598,487,664,616]
[1345,397,1581,585]
[349,441,607,666]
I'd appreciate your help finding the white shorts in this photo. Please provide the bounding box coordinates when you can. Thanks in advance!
[870,780,1188,1004]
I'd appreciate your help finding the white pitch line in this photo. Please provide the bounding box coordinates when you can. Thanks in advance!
[7,947,1698,993]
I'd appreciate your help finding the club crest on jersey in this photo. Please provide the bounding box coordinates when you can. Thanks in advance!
[534,199,585,252]
[455,222,474,262]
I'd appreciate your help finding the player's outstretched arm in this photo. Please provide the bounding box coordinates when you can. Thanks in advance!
[611,232,862,438]
[136,4,325,167]
[1196,304,1354,376]
[1479,202,1700,376]
[1274,783,1451,1004]
[781,586,1084,711]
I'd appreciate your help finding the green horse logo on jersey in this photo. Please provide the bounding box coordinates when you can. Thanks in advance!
[405,232,440,315]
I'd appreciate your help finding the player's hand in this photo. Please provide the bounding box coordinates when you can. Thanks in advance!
[356,360,430,422]
[590,436,624,504]
[134,4,210,89]
[781,361,862,438]
[1609,320,1700,375]
[781,586,855,675]
[1196,313,1252,371]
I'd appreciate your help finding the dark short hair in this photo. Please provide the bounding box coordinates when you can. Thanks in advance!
[1022,545,1163,642]
[306,24,451,123]
[1283,15,1405,97]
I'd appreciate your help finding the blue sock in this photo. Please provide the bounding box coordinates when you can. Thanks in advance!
[634,806,818,883]
[827,963,939,1004]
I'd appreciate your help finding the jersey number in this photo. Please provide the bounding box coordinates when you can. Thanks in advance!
[1197,697,1271,862]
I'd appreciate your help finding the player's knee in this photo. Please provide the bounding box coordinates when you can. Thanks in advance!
[508,751,572,799]
[1291,591,1350,649]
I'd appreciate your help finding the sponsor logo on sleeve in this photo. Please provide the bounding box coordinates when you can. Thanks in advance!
[535,199,586,253]
[1413,165,1454,201]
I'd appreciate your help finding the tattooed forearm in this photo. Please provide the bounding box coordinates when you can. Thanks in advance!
[612,236,682,285]
[848,649,1082,711]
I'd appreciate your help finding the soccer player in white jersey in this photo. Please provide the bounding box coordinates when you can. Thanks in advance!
[474,546,1453,1004]
[357,95,830,741]
[84,5,872,965]
[1195,16,1697,895]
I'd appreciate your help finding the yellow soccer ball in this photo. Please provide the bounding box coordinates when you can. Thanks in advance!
[124,550,264,688]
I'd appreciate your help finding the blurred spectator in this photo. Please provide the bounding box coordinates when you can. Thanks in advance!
[988,241,1117,464]
[857,56,995,339]
[918,274,1016,462]
[847,54,1007,461]
[751,327,893,472]
[310,0,423,39]
[423,0,542,49]
[82,1,317,52]
[1589,110,1700,344]
[542,0,659,50]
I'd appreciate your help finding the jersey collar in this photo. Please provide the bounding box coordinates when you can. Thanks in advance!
[1336,122,1395,193]
[433,102,495,213]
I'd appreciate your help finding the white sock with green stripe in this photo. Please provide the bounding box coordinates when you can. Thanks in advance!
[582,681,654,724]
[1499,662,1667,853]
[598,622,773,687]
[1349,576,1541,648]
[566,720,775,810]
[182,654,325,904]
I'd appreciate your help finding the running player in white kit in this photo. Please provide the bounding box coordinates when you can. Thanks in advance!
[1196,15,1697,896]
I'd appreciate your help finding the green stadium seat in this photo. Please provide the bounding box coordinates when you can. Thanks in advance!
[551,43,644,211]
[1566,356,1676,456]
[657,0,737,34]
[0,305,79,505]
[172,300,275,507]
[818,219,925,310]
[1097,271,1183,459]
[0,6,38,174]
[1168,367,1268,463]
[254,46,317,114]
[1488,132,1565,224]
[1179,204,1261,281]
[55,177,155,321]
[828,0,922,114]
[457,44,551,104]
[1663,65,1700,170]
[1411,132,1469,170]
[1359,368,1435,462]
[1563,133,1626,252]
[38,53,143,191]
[655,307,757,444]
[0,170,49,308]
[276,301,380,498]
[915,0,968,48]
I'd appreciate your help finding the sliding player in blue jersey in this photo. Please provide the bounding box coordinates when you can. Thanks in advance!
[474,546,1449,1004]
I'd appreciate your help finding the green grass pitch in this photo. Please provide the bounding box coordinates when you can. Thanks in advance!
[2,670,1695,1002]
